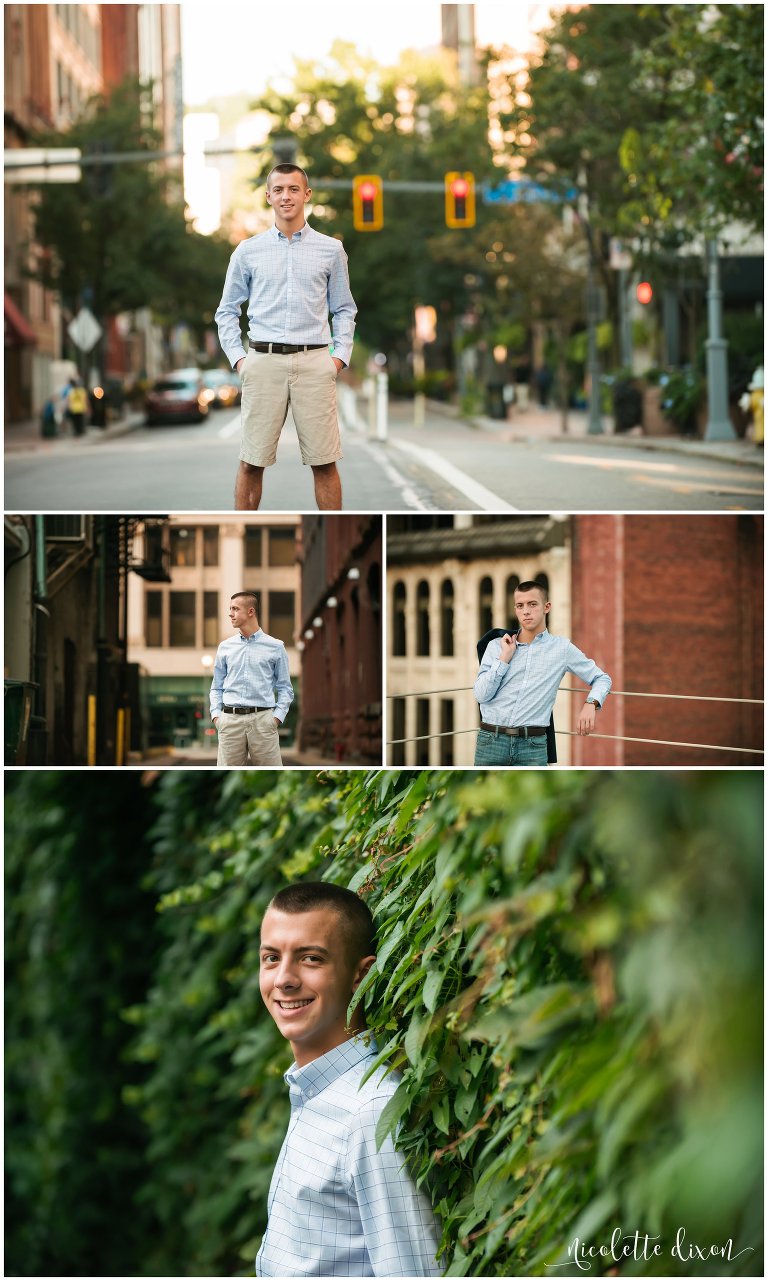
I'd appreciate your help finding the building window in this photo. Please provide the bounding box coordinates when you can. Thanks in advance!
[415,698,430,766]
[391,698,405,766]
[440,699,454,765]
[416,580,430,656]
[392,581,406,656]
[203,527,219,566]
[203,592,219,647]
[505,574,520,627]
[440,578,454,656]
[170,527,197,567]
[145,590,162,647]
[268,527,295,567]
[144,524,165,568]
[169,591,196,647]
[244,527,262,566]
[479,576,494,636]
[268,591,295,645]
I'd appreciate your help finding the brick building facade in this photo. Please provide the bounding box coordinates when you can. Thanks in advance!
[571,515,763,765]
[299,516,382,764]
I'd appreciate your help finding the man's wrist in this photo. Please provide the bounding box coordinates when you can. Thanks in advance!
[585,697,600,709]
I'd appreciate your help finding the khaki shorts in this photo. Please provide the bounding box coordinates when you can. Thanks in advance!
[239,346,343,467]
[215,709,283,767]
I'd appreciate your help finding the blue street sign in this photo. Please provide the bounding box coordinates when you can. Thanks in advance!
[483,180,578,205]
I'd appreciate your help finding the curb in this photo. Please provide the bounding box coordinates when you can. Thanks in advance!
[423,400,763,471]
[5,413,147,454]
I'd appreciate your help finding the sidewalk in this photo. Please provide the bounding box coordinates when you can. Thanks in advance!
[130,743,370,767]
[416,398,763,470]
[5,409,146,454]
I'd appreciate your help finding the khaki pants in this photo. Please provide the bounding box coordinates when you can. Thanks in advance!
[240,346,342,467]
[215,710,283,766]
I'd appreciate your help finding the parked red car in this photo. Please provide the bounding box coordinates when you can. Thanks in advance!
[144,368,213,426]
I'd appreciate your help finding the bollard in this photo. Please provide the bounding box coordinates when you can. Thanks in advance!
[364,376,376,438]
[376,371,388,441]
[414,392,426,427]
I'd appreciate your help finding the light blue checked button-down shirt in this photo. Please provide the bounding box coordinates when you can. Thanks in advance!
[475,629,611,727]
[256,1036,444,1278]
[209,629,293,723]
[215,222,357,369]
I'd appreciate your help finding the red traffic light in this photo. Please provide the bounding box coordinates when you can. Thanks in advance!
[636,281,653,305]
[353,174,383,231]
[444,171,476,228]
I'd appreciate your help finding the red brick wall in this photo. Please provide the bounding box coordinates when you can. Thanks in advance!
[100,5,140,92]
[299,518,382,764]
[573,516,763,766]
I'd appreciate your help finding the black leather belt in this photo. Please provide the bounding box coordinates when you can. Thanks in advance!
[249,341,327,354]
[480,722,547,737]
[221,705,274,714]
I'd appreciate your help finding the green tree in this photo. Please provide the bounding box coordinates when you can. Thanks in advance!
[429,202,587,420]
[500,5,673,363]
[4,772,161,1276]
[619,4,764,238]
[26,79,231,373]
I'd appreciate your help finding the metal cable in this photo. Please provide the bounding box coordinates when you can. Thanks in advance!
[387,684,763,705]
[387,726,763,755]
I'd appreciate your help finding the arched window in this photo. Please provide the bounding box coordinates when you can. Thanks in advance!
[416,580,430,656]
[392,581,406,656]
[440,578,454,657]
[478,576,494,637]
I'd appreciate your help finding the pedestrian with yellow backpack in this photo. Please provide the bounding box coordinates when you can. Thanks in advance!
[66,376,89,437]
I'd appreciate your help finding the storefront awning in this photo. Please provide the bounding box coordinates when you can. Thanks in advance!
[5,292,37,347]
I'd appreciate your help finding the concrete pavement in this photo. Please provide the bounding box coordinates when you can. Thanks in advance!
[130,743,376,767]
[5,387,762,512]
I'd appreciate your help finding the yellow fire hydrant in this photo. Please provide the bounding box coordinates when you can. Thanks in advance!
[740,366,764,446]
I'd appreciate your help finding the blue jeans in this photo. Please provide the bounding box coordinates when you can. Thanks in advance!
[474,728,548,767]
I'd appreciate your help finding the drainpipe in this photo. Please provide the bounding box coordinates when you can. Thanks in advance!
[32,516,50,763]
[96,516,110,764]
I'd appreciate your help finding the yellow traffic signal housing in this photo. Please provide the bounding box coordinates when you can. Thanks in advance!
[353,174,384,231]
[445,171,476,228]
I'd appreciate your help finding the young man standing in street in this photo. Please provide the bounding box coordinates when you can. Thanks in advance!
[210,592,294,767]
[474,580,611,766]
[256,882,444,1278]
[215,164,356,512]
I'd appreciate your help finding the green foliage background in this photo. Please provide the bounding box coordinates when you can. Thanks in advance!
[5,769,763,1277]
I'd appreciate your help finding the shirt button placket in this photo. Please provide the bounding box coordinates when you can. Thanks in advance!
[285,241,293,336]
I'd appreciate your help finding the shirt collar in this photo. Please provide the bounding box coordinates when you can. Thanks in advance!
[273,221,310,242]
[518,628,551,646]
[284,1034,377,1104]
[237,628,262,642]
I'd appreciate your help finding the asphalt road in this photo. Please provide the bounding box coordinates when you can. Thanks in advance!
[5,391,762,512]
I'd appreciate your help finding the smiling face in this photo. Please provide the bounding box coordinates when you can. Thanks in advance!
[259,906,375,1066]
[513,586,551,637]
[265,168,312,233]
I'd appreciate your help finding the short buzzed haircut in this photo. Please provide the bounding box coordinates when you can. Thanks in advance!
[267,163,309,188]
[231,590,259,612]
[268,882,376,962]
[515,580,549,604]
